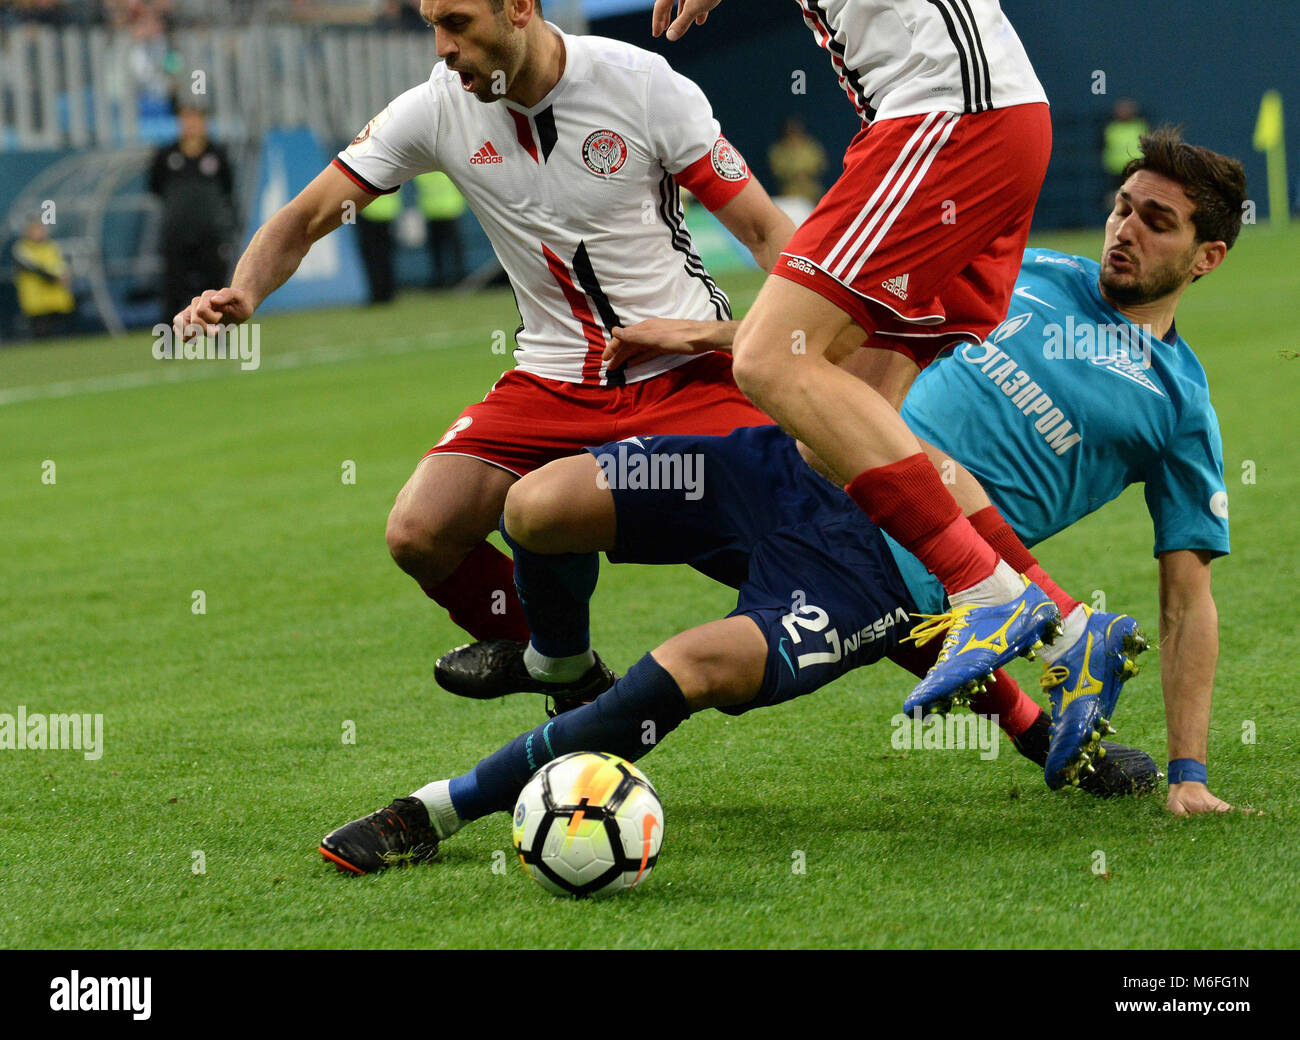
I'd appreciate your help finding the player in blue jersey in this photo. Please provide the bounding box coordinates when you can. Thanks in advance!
[321,425,1156,874]
[898,128,1244,812]
[591,127,1246,813]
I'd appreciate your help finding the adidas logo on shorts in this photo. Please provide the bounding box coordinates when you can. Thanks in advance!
[470,141,504,165]
[882,274,910,301]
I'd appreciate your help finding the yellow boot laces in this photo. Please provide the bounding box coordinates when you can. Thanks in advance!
[903,606,974,661]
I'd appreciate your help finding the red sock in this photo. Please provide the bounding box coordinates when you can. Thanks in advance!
[967,506,1080,616]
[846,454,997,595]
[1024,563,1080,617]
[968,668,1042,738]
[423,541,530,642]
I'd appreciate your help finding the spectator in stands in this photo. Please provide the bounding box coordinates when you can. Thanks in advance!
[357,188,401,304]
[1102,98,1150,194]
[12,216,77,339]
[149,101,236,324]
[767,116,828,205]
[415,171,467,288]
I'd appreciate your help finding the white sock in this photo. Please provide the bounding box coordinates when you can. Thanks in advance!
[1040,604,1089,664]
[949,560,1025,608]
[411,779,464,841]
[523,643,595,683]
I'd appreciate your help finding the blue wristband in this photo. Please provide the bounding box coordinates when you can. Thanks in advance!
[1168,759,1208,785]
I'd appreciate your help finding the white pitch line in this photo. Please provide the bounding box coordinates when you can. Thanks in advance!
[0,326,500,407]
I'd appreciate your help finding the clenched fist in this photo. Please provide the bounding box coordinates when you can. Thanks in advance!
[172,287,256,339]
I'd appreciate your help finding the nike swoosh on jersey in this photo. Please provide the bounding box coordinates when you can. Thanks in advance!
[1014,286,1056,309]
[777,638,796,677]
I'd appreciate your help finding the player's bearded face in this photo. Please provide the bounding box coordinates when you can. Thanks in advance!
[1100,238,1199,307]
[1099,173,1201,307]
[429,1,526,103]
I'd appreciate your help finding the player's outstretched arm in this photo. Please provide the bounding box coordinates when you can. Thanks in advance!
[712,178,797,275]
[1158,549,1239,815]
[172,164,374,336]
[652,0,723,40]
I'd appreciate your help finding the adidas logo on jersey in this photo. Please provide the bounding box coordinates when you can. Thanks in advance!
[882,274,909,301]
[470,142,504,165]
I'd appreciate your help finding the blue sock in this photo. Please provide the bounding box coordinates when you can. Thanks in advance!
[448,654,689,820]
[500,517,598,659]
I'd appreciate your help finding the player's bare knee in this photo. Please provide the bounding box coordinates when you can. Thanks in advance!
[503,473,562,552]
[385,500,428,565]
[385,499,465,583]
[653,643,759,711]
[732,331,793,405]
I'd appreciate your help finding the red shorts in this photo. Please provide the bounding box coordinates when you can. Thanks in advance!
[775,103,1052,367]
[422,352,771,476]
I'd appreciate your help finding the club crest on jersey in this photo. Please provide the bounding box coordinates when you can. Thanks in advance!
[990,312,1034,345]
[582,129,628,176]
[710,137,747,181]
[346,107,391,158]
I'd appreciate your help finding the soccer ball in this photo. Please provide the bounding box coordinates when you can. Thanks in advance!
[512,751,664,898]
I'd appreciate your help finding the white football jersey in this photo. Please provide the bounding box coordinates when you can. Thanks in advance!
[795,0,1047,123]
[335,28,752,386]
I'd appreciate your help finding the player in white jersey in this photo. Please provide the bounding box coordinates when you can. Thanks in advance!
[653,0,1064,715]
[795,0,1047,124]
[172,0,794,659]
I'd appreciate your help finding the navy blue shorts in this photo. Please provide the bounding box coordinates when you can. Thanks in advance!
[585,426,918,715]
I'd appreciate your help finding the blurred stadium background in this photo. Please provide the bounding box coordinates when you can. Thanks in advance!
[0,0,1295,341]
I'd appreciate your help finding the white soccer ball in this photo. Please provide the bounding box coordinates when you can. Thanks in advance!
[512,751,664,898]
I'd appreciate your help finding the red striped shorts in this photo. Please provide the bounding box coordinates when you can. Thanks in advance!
[774,102,1051,367]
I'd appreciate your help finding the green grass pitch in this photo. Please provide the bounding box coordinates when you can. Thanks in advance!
[2,226,1297,949]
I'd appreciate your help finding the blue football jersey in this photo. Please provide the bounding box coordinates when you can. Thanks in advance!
[901,248,1231,562]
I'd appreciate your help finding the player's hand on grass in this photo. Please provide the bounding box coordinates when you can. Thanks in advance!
[604,318,731,368]
[652,0,723,40]
[172,287,256,339]
[1166,781,1254,816]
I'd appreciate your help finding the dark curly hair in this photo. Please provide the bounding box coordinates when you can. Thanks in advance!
[1121,125,1247,250]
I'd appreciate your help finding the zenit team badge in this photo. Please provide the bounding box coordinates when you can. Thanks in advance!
[582,129,628,176]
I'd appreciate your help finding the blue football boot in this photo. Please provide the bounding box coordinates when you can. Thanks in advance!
[1040,607,1148,789]
[902,575,1062,718]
